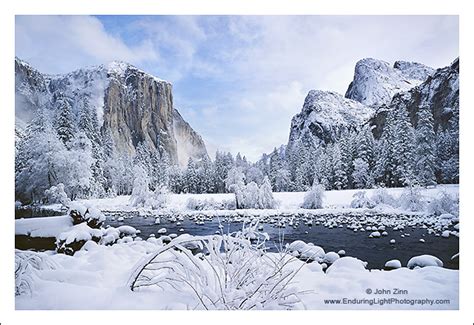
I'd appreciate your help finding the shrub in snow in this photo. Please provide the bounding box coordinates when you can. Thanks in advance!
[407,255,443,269]
[15,250,58,296]
[301,184,325,209]
[370,187,396,206]
[427,191,459,216]
[233,177,276,210]
[241,182,260,209]
[398,185,426,212]
[350,191,375,209]
[128,223,307,310]
[146,186,169,209]
[44,183,71,206]
[186,197,235,211]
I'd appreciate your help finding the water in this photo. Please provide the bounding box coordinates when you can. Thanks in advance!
[105,213,459,270]
[15,206,65,219]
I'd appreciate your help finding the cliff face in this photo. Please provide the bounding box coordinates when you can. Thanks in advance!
[14,58,208,166]
[287,90,374,150]
[345,58,434,107]
[172,109,209,166]
[370,58,459,137]
[102,62,178,162]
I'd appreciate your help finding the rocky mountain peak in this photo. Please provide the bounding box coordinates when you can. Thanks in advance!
[287,90,374,150]
[345,58,434,107]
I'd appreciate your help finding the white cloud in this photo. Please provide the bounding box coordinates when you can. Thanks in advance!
[15,15,158,73]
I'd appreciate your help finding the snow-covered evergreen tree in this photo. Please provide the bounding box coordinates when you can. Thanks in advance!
[15,109,67,202]
[129,165,151,207]
[54,95,76,146]
[392,107,416,186]
[352,158,374,189]
[414,107,437,186]
[56,132,95,200]
[258,176,276,209]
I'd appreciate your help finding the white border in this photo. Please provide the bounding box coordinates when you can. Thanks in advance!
[1,1,472,324]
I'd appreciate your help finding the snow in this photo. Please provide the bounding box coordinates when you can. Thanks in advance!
[16,215,72,238]
[407,255,444,269]
[288,90,375,148]
[326,257,368,274]
[384,259,402,269]
[369,231,381,238]
[15,239,458,310]
[117,225,138,236]
[57,223,101,245]
[77,184,459,214]
[323,252,340,264]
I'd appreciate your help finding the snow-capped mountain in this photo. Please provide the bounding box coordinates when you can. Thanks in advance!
[286,58,456,151]
[287,90,374,151]
[15,58,208,166]
[345,58,434,107]
[371,58,459,137]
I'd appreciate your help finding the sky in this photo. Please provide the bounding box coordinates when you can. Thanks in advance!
[15,15,459,161]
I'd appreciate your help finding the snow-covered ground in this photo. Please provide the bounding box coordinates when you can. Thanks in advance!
[15,239,458,310]
[75,184,459,213]
[15,185,459,310]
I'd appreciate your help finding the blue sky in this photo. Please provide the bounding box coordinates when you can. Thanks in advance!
[15,15,459,161]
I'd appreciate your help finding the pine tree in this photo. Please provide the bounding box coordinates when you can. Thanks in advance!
[352,158,374,189]
[355,125,375,169]
[392,107,416,186]
[185,158,199,193]
[414,107,437,186]
[332,143,347,190]
[54,95,76,146]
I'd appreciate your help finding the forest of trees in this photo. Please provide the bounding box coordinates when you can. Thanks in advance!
[15,98,459,203]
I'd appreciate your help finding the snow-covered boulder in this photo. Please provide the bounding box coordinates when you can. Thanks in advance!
[407,255,443,269]
[287,240,307,253]
[117,225,138,237]
[369,231,381,238]
[326,257,368,274]
[441,230,450,238]
[300,245,325,262]
[306,261,323,273]
[68,202,106,229]
[384,259,402,270]
[323,252,340,264]
[56,223,102,255]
